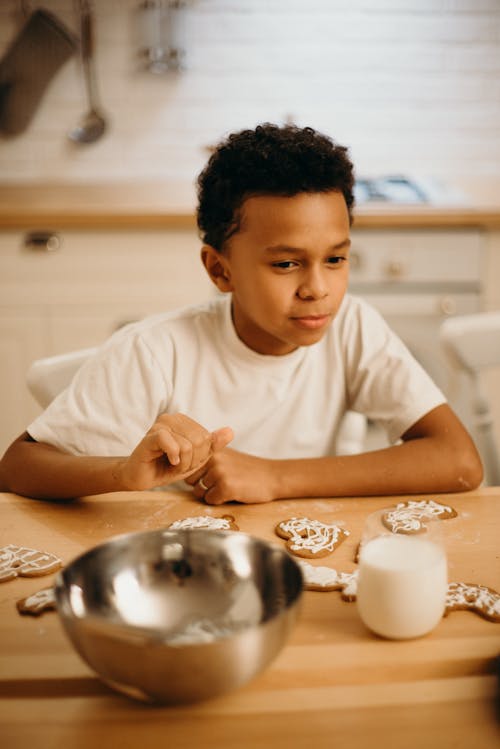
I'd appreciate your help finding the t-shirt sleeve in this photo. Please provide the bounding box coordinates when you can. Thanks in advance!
[341,297,446,443]
[27,331,171,457]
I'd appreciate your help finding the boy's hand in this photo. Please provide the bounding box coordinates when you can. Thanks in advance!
[186,448,280,504]
[118,414,233,491]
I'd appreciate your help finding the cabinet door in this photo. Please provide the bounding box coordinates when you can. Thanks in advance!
[483,229,500,447]
[0,310,47,455]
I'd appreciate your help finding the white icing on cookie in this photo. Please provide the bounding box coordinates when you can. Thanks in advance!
[0,547,17,582]
[298,561,342,587]
[168,516,236,531]
[277,517,349,557]
[446,582,500,620]
[383,500,457,534]
[298,560,358,597]
[0,544,62,582]
[17,587,56,615]
[340,572,359,600]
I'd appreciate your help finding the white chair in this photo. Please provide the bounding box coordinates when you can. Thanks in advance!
[27,347,97,409]
[440,312,500,486]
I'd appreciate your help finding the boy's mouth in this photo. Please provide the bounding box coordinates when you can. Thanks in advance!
[290,314,331,330]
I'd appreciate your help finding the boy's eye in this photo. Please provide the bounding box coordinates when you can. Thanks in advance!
[271,256,347,270]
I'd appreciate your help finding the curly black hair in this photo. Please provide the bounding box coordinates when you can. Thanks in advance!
[196,123,355,252]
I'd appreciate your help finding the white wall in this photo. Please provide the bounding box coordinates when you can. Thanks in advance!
[0,0,499,183]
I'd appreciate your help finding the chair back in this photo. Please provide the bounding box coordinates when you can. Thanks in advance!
[27,347,97,409]
[440,312,500,485]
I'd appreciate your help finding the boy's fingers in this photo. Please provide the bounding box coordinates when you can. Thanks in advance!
[211,426,234,452]
[138,420,232,479]
[146,428,181,465]
[174,433,200,473]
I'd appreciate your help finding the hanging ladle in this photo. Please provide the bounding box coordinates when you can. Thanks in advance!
[69,0,106,144]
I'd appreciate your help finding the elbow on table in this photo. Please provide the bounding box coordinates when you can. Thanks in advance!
[450,442,484,492]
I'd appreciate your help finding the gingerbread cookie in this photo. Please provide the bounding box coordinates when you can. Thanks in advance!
[445,582,500,622]
[298,561,358,600]
[16,587,56,617]
[382,499,457,534]
[0,544,62,582]
[168,515,239,531]
[276,517,349,558]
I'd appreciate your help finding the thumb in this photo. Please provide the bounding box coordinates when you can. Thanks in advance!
[211,426,234,452]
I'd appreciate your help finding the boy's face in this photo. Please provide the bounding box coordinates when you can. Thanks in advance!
[204,190,351,356]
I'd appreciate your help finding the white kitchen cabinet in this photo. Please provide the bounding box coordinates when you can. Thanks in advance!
[482,229,500,448]
[349,227,484,285]
[0,309,48,453]
[0,228,214,454]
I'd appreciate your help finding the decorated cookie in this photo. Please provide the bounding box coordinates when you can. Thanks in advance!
[0,544,62,583]
[276,517,349,558]
[298,560,358,600]
[445,582,500,622]
[382,499,457,534]
[16,587,56,617]
[168,515,239,531]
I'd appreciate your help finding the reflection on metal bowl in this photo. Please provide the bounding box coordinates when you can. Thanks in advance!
[55,528,303,704]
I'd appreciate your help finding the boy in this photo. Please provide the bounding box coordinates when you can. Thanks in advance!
[0,124,483,502]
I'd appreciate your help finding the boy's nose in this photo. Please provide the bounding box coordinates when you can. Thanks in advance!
[296,268,328,300]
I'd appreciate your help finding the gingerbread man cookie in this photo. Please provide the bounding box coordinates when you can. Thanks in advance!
[445,582,500,622]
[168,515,239,531]
[276,517,349,558]
[0,544,62,582]
[298,561,358,600]
[16,587,56,617]
[382,499,457,534]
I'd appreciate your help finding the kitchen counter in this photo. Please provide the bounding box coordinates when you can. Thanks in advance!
[1,178,500,230]
[1,488,499,747]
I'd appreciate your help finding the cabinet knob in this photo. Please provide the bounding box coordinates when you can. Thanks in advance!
[439,296,457,316]
[349,251,362,270]
[386,260,404,280]
[23,231,61,252]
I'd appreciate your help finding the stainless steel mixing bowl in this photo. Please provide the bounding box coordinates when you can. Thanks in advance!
[55,528,303,703]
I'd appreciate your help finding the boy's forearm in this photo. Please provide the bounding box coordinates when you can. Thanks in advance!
[0,434,127,499]
[272,439,481,499]
[270,405,483,500]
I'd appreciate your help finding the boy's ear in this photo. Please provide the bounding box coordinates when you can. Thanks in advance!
[201,245,233,292]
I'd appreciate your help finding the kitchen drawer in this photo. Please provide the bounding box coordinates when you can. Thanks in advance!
[0,228,213,306]
[349,229,484,285]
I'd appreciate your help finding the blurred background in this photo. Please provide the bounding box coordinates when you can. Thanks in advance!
[0,0,499,182]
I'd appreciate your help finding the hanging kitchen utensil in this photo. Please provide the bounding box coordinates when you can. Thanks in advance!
[0,8,77,136]
[69,0,107,144]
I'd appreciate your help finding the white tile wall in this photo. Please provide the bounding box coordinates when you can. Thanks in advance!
[0,0,499,183]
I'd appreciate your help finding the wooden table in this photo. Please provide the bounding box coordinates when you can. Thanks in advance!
[1,488,499,748]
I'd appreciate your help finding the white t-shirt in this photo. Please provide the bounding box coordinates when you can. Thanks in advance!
[27,294,445,458]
